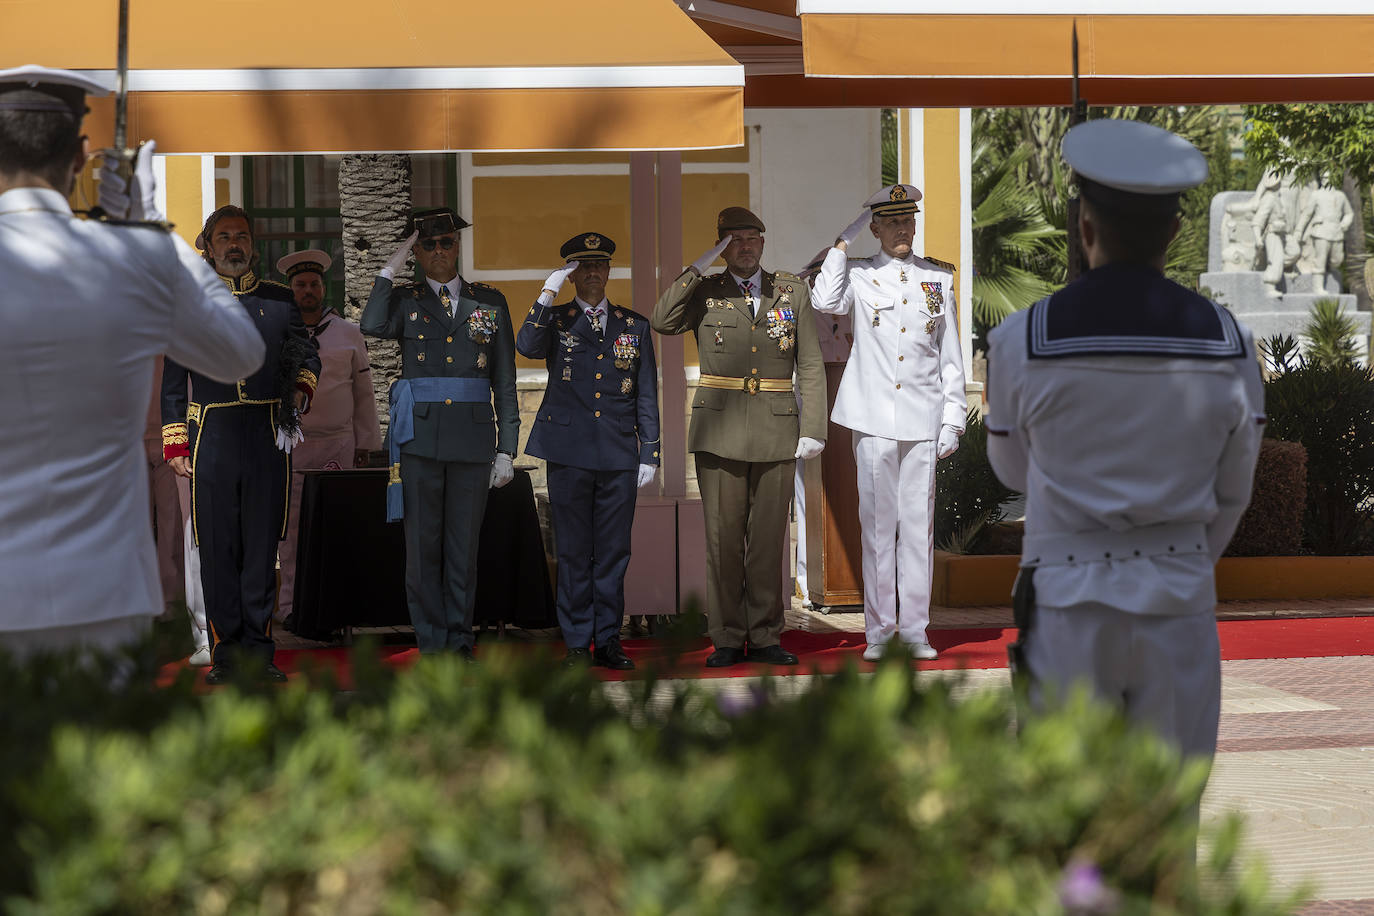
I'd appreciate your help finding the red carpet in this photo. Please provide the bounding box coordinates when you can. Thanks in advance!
[161,616,1374,686]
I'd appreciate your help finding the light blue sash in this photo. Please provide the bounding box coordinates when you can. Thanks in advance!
[386,377,490,521]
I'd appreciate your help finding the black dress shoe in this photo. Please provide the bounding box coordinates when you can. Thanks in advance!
[563,647,592,668]
[204,664,232,684]
[747,644,799,666]
[261,662,288,683]
[593,640,635,671]
[705,646,745,668]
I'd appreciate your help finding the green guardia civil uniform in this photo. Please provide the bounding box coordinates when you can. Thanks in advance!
[652,265,826,649]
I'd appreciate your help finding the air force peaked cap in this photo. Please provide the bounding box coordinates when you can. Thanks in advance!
[865,183,922,217]
[1063,119,1207,213]
[560,232,615,262]
[0,65,109,118]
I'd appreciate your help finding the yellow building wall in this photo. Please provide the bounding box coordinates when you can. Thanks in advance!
[921,109,963,329]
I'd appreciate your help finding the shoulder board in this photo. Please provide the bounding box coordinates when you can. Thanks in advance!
[708,271,728,282]
[465,281,505,303]
[922,256,956,273]
[467,280,496,290]
[263,279,291,291]
[773,270,801,282]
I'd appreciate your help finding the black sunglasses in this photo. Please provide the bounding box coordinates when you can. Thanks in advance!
[419,237,456,251]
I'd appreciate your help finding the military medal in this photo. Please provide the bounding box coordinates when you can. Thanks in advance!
[766,307,796,353]
[626,316,635,327]
[467,308,496,344]
[614,309,623,319]
[423,315,430,323]
[620,377,633,396]
[925,317,937,335]
[872,311,880,327]
[899,269,908,283]
[563,367,572,381]
[477,352,488,369]
[613,333,638,370]
[714,328,724,346]
[409,311,418,321]
[922,281,944,313]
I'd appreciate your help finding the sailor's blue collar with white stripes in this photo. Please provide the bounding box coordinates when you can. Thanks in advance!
[1027,263,1244,360]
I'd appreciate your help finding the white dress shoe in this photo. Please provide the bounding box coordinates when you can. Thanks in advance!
[189,646,212,667]
[862,643,887,662]
[907,641,938,661]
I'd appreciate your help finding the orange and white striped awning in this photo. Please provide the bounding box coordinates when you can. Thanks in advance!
[797,0,1374,105]
[1,0,744,153]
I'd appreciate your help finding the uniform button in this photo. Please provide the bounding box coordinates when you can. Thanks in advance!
[594,410,601,417]
[901,327,906,333]
[898,355,905,361]
[751,346,757,352]
[896,383,901,389]
[446,336,453,343]
[653,451,658,458]
[595,372,602,379]
[902,298,908,304]
[597,354,604,360]
[444,398,452,405]
[418,334,424,339]
[751,368,758,375]
[446,356,453,363]
[595,392,601,399]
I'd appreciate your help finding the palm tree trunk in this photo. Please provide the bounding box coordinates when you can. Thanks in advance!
[1341,170,1370,313]
[339,154,412,436]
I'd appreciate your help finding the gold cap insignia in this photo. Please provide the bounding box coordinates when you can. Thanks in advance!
[891,185,907,201]
[585,234,601,249]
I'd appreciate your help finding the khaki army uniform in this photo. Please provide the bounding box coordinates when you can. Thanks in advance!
[652,268,825,649]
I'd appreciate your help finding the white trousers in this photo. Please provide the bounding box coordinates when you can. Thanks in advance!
[1025,602,1222,761]
[0,614,149,662]
[852,431,936,648]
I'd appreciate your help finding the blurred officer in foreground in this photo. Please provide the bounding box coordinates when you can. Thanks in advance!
[361,208,519,658]
[162,206,320,684]
[653,207,826,668]
[986,119,1265,765]
[0,65,262,659]
[813,184,967,662]
[274,249,383,626]
[517,233,659,670]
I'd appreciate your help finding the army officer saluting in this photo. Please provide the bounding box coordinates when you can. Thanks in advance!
[517,233,660,669]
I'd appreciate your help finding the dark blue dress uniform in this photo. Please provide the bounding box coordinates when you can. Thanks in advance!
[161,268,320,670]
[361,271,519,654]
[516,233,659,656]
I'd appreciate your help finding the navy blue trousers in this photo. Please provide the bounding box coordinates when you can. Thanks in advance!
[545,463,637,649]
[192,404,288,668]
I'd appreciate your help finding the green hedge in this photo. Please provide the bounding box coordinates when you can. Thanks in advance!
[1,644,1302,915]
[1225,439,1308,557]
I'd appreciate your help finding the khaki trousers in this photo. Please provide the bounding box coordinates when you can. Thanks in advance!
[696,452,794,649]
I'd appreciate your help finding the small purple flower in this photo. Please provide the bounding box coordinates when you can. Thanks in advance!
[716,683,769,718]
[1058,860,1120,915]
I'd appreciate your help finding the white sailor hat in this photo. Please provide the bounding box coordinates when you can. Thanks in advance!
[864,183,922,218]
[1063,119,1207,212]
[0,65,109,118]
[277,249,332,280]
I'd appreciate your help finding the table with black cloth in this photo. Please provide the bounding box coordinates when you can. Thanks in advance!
[289,468,556,640]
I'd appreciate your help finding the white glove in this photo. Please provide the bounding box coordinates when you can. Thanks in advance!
[794,437,825,461]
[937,425,961,460]
[97,139,160,221]
[274,419,305,455]
[836,209,871,249]
[489,452,514,489]
[379,231,419,279]
[690,235,733,275]
[538,262,579,306]
[637,463,657,488]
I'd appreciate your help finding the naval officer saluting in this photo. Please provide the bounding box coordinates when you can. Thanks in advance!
[812,184,967,662]
[517,233,659,669]
[986,119,1265,765]
[361,207,519,658]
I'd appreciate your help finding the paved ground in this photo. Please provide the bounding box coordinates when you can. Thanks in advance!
[279,598,1374,913]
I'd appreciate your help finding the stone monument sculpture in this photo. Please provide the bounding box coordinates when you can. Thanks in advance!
[1201,170,1368,359]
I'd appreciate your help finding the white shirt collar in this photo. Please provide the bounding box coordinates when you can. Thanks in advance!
[0,187,74,216]
[425,275,459,299]
[575,295,609,314]
[871,250,915,273]
[729,269,763,294]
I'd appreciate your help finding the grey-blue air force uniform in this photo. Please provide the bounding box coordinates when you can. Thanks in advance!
[516,277,659,650]
[162,270,321,669]
[360,274,518,653]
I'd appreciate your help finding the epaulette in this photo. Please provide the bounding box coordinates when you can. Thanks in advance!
[773,270,801,282]
[465,280,505,303]
[923,255,956,273]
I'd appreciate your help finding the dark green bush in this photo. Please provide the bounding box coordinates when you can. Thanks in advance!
[936,408,1019,554]
[1225,439,1308,557]
[0,640,1302,915]
[1262,335,1374,554]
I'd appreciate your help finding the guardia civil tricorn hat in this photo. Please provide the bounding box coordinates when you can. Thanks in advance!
[407,207,470,238]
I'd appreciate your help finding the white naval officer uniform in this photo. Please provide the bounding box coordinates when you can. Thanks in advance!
[812,245,966,650]
[0,187,263,655]
[986,118,1266,760]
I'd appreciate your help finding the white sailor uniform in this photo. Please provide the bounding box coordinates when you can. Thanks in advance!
[812,247,966,649]
[986,264,1265,758]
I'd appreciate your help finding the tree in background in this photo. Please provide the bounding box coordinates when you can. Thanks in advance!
[1244,103,1374,311]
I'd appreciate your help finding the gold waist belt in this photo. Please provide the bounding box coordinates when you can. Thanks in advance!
[698,373,793,396]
